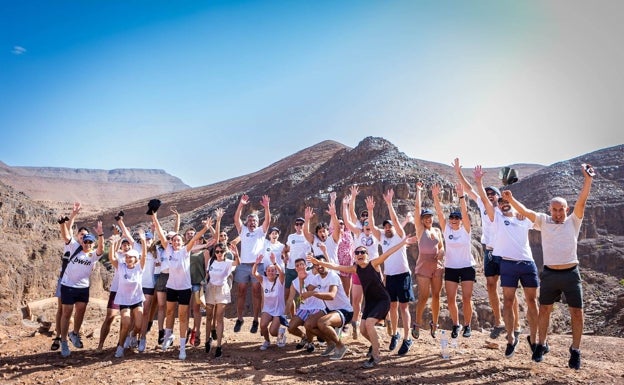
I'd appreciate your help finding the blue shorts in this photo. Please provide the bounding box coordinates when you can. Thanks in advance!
[234,263,265,284]
[60,285,90,305]
[484,248,501,277]
[539,265,583,308]
[191,284,203,293]
[444,266,476,283]
[385,272,415,303]
[500,259,539,288]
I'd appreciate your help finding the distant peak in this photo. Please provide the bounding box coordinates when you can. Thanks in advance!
[356,136,398,152]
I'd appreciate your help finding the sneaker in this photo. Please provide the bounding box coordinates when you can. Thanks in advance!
[130,335,138,349]
[320,342,336,356]
[329,344,348,360]
[490,325,505,339]
[532,343,545,362]
[462,325,472,338]
[514,329,522,339]
[250,320,259,334]
[138,337,147,353]
[205,338,212,354]
[123,335,132,349]
[279,315,289,327]
[146,320,153,333]
[69,331,83,349]
[211,329,218,340]
[234,319,244,333]
[389,332,400,351]
[60,340,71,357]
[189,330,196,346]
[306,342,315,353]
[114,345,124,358]
[505,335,519,358]
[352,321,360,339]
[214,346,223,358]
[362,356,380,368]
[296,337,309,350]
[260,340,271,351]
[179,349,187,360]
[162,334,175,351]
[568,347,581,370]
[397,338,413,356]
[411,324,420,339]
[158,329,165,345]
[451,325,460,339]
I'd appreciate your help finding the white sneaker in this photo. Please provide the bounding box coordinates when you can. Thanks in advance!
[138,338,147,352]
[179,349,187,360]
[260,340,271,351]
[114,345,124,358]
[162,334,175,351]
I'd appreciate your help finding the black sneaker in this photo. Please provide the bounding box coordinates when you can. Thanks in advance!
[158,329,165,345]
[462,325,471,338]
[527,335,536,353]
[397,339,413,356]
[215,346,223,358]
[490,325,505,339]
[211,329,217,340]
[451,325,461,339]
[296,337,308,350]
[505,336,519,358]
[389,332,400,351]
[305,342,315,353]
[568,347,581,370]
[279,315,289,327]
[532,344,545,362]
[250,320,259,334]
[234,319,244,333]
[205,338,212,354]
[411,324,420,339]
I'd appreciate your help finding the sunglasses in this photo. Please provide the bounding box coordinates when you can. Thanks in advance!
[361,213,368,217]
[354,250,367,255]
[214,250,224,254]
[449,216,461,220]
[338,222,345,226]
[295,222,304,226]
[84,240,94,244]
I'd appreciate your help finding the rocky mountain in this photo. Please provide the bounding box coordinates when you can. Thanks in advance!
[0,163,189,215]
[1,138,622,338]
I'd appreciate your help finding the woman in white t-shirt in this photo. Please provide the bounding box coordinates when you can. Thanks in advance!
[253,253,286,351]
[432,183,476,339]
[204,241,239,358]
[109,232,147,358]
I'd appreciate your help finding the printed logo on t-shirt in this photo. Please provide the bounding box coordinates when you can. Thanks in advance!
[362,236,373,246]
[383,240,389,246]
[504,220,511,226]
[291,240,295,244]
[246,232,253,237]
[448,235,454,240]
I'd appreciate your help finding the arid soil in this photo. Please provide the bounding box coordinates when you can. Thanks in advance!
[1,309,623,385]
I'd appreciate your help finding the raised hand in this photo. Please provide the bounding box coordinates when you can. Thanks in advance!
[170,206,178,215]
[452,158,462,174]
[432,183,441,197]
[255,254,263,265]
[365,196,375,211]
[215,208,224,219]
[304,206,315,220]
[260,195,270,208]
[95,221,103,235]
[326,202,337,217]
[383,189,394,205]
[502,190,513,201]
[240,194,250,206]
[473,165,485,181]
[349,185,360,197]
[329,191,337,204]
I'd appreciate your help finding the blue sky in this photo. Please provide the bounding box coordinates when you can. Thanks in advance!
[2,0,622,187]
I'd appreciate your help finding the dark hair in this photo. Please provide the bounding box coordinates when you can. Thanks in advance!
[294,258,306,265]
[77,226,90,234]
[314,222,329,233]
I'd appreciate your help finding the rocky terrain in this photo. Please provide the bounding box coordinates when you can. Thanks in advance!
[0,137,622,384]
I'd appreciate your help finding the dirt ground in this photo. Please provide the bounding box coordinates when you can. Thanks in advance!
[1,309,623,385]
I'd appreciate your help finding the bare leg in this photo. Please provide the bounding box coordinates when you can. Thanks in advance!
[460,281,474,326]
[446,281,459,325]
[569,307,583,350]
[236,282,248,321]
[486,276,503,326]
[431,274,444,329]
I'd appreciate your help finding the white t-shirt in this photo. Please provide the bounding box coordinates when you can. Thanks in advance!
[491,212,534,262]
[443,225,475,269]
[114,263,145,306]
[311,235,341,265]
[163,245,191,290]
[380,233,409,276]
[315,271,352,311]
[261,276,285,316]
[477,197,498,247]
[60,239,103,288]
[141,251,156,289]
[533,213,582,265]
[207,259,235,286]
[157,246,169,273]
[262,240,285,270]
[293,273,325,311]
[354,232,380,259]
[286,233,311,269]
[239,225,266,264]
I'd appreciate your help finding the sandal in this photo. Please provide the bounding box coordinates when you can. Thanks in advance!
[411,324,420,339]
[430,321,439,338]
[51,336,61,351]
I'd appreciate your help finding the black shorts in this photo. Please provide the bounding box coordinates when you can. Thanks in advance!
[119,302,143,310]
[166,288,192,305]
[539,265,583,308]
[142,287,155,296]
[384,272,415,303]
[444,267,476,283]
[362,299,390,321]
[326,308,354,327]
[60,285,89,305]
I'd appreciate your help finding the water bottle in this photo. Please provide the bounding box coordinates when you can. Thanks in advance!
[440,330,449,359]
[450,335,458,357]
[277,327,286,347]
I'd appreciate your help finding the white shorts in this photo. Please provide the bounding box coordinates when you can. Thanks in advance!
[205,282,231,305]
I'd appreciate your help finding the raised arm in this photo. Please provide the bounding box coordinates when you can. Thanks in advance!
[452,158,478,201]
[383,188,405,238]
[171,207,181,234]
[366,196,382,240]
[116,214,134,243]
[95,221,104,256]
[371,235,419,269]
[213,208,224,243]
[67,202,81,236]
[573,163,594,219]
[233,194,249,233]
[307,255,356,274]
[270,253,285,284]
[326,201,341,243]
[473,165,495,222]
[260,195,271,233]
[342,194,361,236]
[137,229,147,270]
[432,183,446,231]
[185,217,212,253]
[251,254,264,283]
[108,235,122,269]
[302,206,315,244]
[457,183,471,233]
[414,182,425,238]
[348,185,360,229]
[502,190,536,222]
[151,212,168,246]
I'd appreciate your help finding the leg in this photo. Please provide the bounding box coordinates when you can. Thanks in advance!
[60,304,74,342]
[513,294,521,332]
[365,317,381,359]
[97,308,119,350]
[430,274,444,330]
[251,281,262,323]
[523,287,539,346]
[502,287,517,344]
[486,276,503,326]
[445,281,459,326]
[340,275,352,300]
[569,306,583,350]
[140,294,153,339]
[351,283,363,323]
[236,282,248,321]
[460,281,474,326]
[388,301,399,336]
[117,309,131,348]
[260,312,272,342]
[415,276,431,329]
[398,302,411,339]
[55,297,62,338]
[72,302,87,335]
[177,304,189,340]
[215,304,226,347]
[537,304,553,345]
[205,304,215,341]
[156,291,167,331]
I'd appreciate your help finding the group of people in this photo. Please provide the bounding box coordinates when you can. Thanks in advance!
[51,159,594,370]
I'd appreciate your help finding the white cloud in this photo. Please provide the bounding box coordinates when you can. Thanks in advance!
[12,46,26,55]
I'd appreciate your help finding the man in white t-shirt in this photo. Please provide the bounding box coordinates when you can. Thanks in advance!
[504,164,594,370]
[232,194,271,334]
